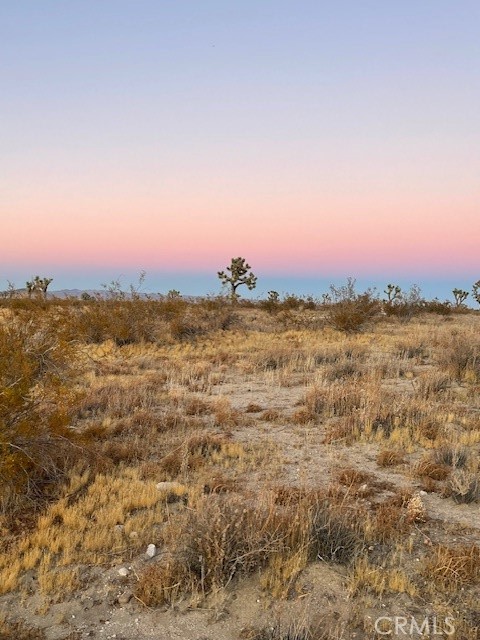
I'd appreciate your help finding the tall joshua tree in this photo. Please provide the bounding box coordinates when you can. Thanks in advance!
[472,280,480,306]
[218,257,257,302]
[452,288,469,307]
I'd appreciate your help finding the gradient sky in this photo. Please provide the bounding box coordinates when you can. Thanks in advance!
[1,1,479,298]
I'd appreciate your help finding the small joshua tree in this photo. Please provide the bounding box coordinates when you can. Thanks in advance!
[218,257,257,302]
[27,276,53,299]
[452,288,469,307]
[34,276,53,299]
[262,290,280,314]
[384,284,402,303]
[41,277,53,299]
[472,280,480,306]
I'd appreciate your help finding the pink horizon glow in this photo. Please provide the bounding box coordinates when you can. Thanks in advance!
[4,192,478,276]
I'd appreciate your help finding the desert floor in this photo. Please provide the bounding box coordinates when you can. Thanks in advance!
[1,306,479,639]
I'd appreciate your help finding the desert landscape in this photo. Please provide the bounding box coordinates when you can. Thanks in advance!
[2,3,479,638]
[1,289,479,639]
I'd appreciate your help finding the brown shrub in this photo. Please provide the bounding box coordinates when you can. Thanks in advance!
[323,416,359,444]
[423,544,480,591]
[0,314,85,521]
[160,433,229,477]
[366,489,414,543]
[135,493,287,605]
[414,457,451,481]
[444,470,480,504]
[245,403,264,413]
[335,467,373,489]
[326,295,381,333]
[304,382,364,418]
[437,335,480,381]
[377,449,404,467]
[261,409,282,422]
[64,299,159,345]
[310,504,364,564]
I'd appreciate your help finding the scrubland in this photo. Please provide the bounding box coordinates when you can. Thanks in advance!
[0,295,479,639]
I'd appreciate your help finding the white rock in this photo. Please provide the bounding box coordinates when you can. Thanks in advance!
[156,481,175,490]
[118,590,132,605]
[156,481,184,492]
[146,543,156,558]
[118,567,129,577]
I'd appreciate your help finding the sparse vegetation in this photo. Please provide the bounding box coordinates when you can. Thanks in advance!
[0,287,479,638]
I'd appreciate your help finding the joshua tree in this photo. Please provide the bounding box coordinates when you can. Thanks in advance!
[473,280,480,306]
[30,276,53,299]
[384,284,402,303]
[39,277,53,299]
[262,290,280,314]
[267,290,280,304]
[452,288,469,307]
[218,257,257,302]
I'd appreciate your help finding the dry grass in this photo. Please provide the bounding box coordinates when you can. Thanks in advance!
[135,492,293,605]
[0,467,166,597]
[1,300,479,637]
[376,449,404,467]
[445,469,480,503]
[423,544,480,591]
[348,555,417,597]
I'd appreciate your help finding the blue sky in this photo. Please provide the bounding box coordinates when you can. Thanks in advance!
[1,1,479,300]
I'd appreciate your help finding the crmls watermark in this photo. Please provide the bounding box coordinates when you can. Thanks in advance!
[374,616,455,636]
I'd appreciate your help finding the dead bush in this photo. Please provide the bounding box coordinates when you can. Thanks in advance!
[414,457,451,481]
[65,299,159,345]
[0,315,85,522]
[433,445,468,468]
[160,432,230,477]
[76,378,163,420]
[423,544,480,591]
[304,382,364,418]
[369,494,413,542]
[437,335,480,381]
[323,416,360,444]
[135,493,287,605]
[415,373,452,399]
[444,470,480,504]
[377,449,404,467]
[310,503,365,564]
[326,295,380,333]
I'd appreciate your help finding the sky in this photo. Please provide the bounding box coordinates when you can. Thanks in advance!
[1,1,479,300]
